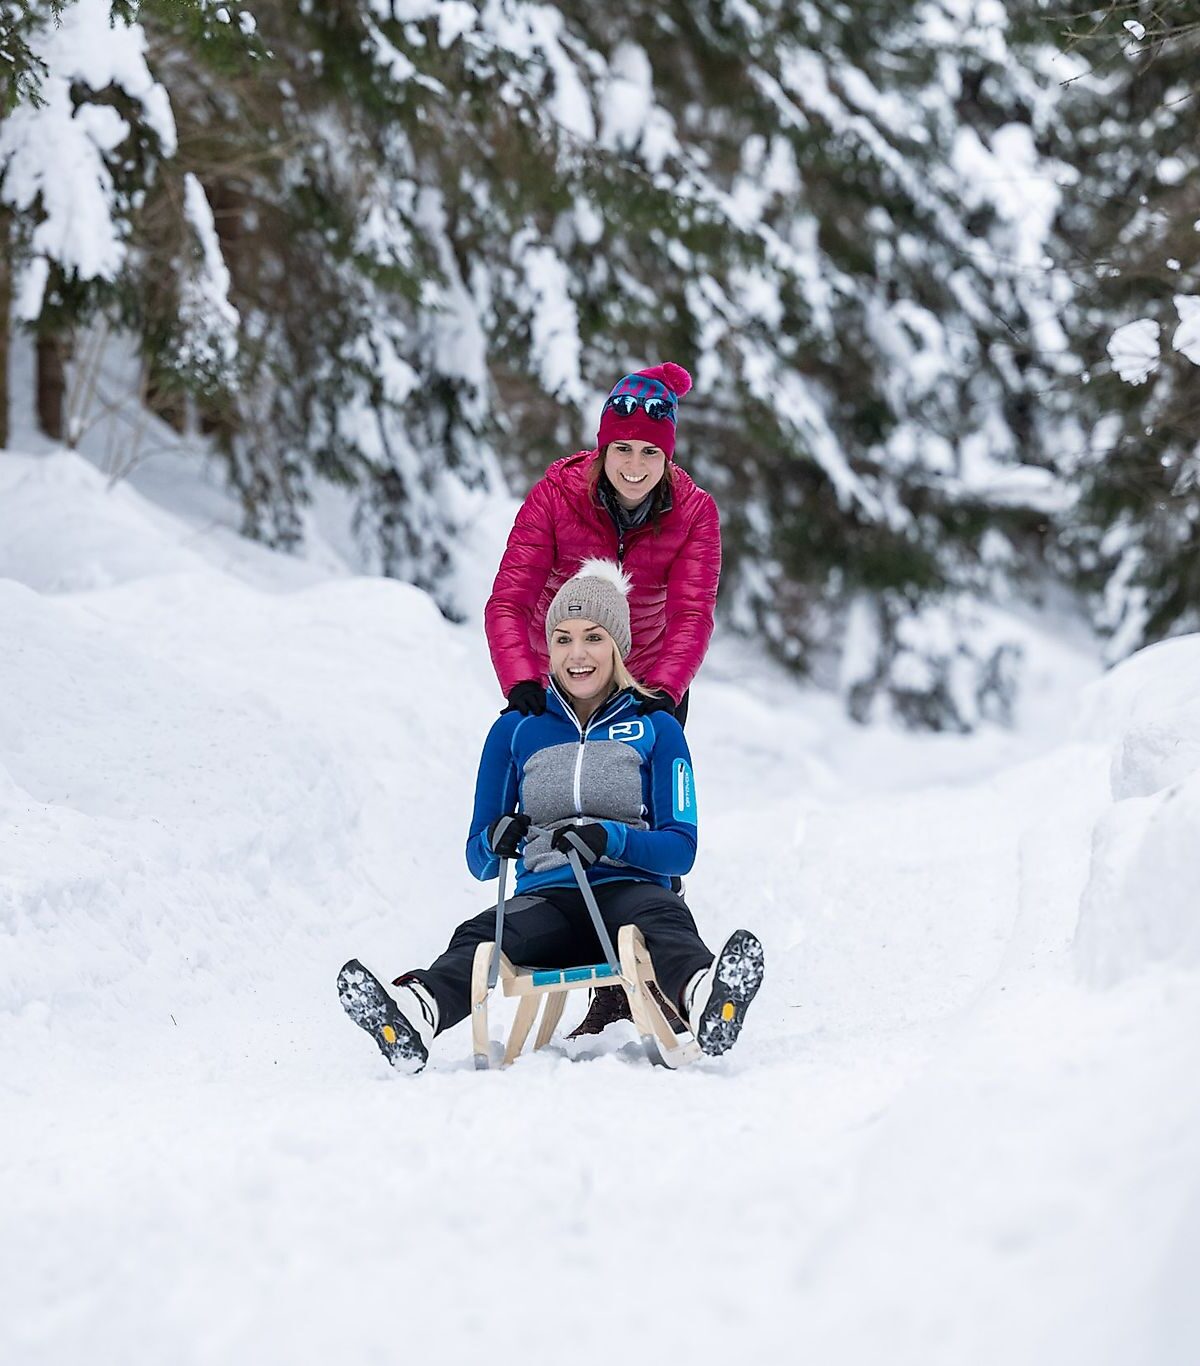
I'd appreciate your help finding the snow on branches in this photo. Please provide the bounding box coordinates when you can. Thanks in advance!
[0,0,175,316]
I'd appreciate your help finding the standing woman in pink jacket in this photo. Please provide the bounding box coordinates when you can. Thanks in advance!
[484,360,721,1034]
[485,362,720,731]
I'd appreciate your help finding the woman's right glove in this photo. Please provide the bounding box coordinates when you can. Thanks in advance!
[637,688,676,717]
[502,681,546,716]
[550,823,608,867]
[487,812,532,858]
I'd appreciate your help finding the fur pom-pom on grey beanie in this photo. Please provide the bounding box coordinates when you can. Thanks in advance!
[544,558,632,658]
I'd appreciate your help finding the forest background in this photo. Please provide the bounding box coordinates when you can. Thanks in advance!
[2,0,1197,729]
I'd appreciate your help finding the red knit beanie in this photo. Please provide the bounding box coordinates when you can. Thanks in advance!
[596,362,693,459]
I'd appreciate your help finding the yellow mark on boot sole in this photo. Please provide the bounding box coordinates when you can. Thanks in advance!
[721,1002,735,1022]
[382,1025,397,1044]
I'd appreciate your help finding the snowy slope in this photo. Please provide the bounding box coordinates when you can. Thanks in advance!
[2,448,1199,1365]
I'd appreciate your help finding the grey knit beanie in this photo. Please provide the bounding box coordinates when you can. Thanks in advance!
[545,558,632,659]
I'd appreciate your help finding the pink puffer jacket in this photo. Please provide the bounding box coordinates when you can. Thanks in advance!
[485,451,721,703]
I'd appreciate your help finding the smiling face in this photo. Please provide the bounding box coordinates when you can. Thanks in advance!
[603,439,667,510]
[549,618,617,706]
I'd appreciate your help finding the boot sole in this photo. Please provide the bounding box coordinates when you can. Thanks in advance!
[337,959,428,1074]
[695,930,765,1057]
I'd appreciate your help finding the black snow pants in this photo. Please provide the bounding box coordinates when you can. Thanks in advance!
[407,880,714,1034]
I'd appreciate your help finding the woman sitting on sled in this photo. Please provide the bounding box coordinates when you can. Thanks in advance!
[337,559,764,1074]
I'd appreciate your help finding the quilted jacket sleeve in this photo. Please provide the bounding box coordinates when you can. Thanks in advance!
[484,476,558,696]
[645,491,721,702]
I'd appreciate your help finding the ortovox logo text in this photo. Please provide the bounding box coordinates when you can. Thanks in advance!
[672,758,697,824]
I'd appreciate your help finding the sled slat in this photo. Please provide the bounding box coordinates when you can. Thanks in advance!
[501,965,623,998]
[533,992,567,1051]
[502,993,540,1067]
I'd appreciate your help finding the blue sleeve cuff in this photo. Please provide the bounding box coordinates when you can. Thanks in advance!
[600,820,628,861]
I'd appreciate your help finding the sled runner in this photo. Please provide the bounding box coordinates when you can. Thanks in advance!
[469,845,702,1070]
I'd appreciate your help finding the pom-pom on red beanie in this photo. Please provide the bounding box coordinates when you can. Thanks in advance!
[596,362,693,459]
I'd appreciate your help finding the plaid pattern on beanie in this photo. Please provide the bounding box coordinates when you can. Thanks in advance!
[544,558,633,659]
[596,362,692,459]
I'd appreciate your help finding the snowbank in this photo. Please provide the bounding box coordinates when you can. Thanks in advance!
[6,441,1199,1366]
[0,449,213,590]
[0,449,495,1068]
[1073,636,1200,983]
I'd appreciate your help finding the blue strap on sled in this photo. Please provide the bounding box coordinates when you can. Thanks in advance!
[530,963,618,986]
[487,826,621,989]
[487,855,508,991]
[565,845,622,974]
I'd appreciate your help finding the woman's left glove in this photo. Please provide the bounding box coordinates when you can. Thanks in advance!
[550,823,608,867]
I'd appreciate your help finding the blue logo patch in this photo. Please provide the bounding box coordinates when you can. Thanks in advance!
[608,720,646,743]
[672,759,696,824]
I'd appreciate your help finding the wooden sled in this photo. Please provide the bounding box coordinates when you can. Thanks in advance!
[470,924,701,1070]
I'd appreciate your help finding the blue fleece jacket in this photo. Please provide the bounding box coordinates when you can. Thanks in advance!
[465,684,698,894]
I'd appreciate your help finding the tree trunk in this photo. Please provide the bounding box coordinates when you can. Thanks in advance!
[0,211,10,450]
[196,177,244,452]
[36,330,68,442]
[145,365,188,434]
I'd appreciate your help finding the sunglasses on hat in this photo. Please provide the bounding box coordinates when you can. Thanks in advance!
[603,393,676,422]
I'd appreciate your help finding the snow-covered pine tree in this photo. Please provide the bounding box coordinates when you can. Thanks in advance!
[4,0,1088,726]
[0,0,180,439]
[116,1,266,442]
[133,0,522,599]
[1035,2,1200,656]
[0,0,261,447]
[452,0,1076,728]
[1,1,65,445]
[217,0,1073,727]
[0,3,64,115]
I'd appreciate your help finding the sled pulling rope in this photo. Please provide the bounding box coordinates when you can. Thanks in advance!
[471,828,700,1071]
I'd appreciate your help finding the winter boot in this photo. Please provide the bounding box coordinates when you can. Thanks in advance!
[567,984,633,1037]
[682,930,765,1057]
[337,960,438,1074]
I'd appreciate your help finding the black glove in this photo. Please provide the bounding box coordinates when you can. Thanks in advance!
[637,689,676,717]
[487,812,531,858]
[503,680,547,716]
[551,822,608,867]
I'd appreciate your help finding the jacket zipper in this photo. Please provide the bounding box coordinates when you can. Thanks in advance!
[616,524,653,565]
[600,495,651,567]
[547,685,631,816]
[574,696,618,814]
[573,735,585,815]
[595,467,671,567]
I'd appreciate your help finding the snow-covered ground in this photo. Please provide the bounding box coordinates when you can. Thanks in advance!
[3,447,1199,1365]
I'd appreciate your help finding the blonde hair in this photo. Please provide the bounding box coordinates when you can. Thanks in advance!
[612,644,656,699]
